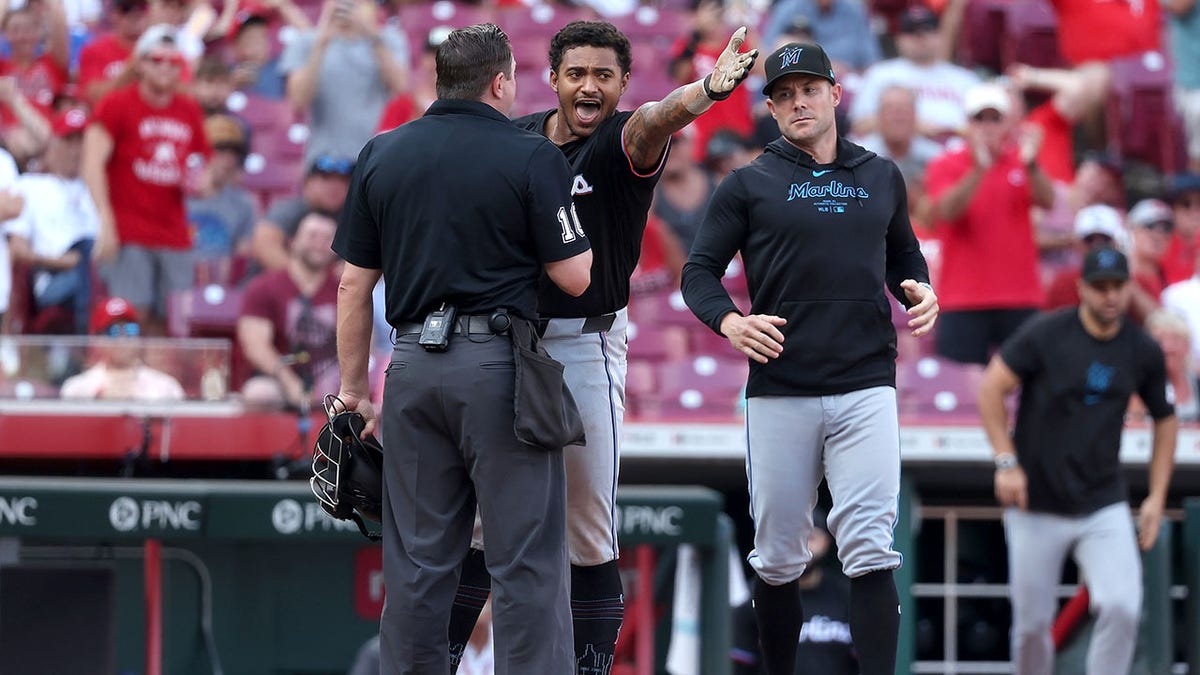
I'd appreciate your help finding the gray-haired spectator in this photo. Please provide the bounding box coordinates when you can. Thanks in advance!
[853,85,942,191]
[280,0,409,164]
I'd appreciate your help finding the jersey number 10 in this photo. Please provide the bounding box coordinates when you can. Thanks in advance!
[558,203,586,243]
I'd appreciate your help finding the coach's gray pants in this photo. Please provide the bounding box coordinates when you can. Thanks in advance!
[745,387,903,584]
[1005,503,1142,675]
[379,336,573,675]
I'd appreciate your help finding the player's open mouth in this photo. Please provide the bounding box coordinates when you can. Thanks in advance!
[574,100,602,125]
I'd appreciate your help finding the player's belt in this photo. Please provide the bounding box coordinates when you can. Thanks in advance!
[537,312,617,336]
[393,315,508,337]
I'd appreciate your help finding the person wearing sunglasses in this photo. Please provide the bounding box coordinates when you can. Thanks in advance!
[1162,172,1200,285]
[1127,198,1175,301]
[60,296,185,401]
[923,80,1055,365]
[82,24,211,336]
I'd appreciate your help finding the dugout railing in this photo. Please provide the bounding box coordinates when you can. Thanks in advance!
[0,477,734,675]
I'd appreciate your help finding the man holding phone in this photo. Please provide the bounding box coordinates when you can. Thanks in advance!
[279,0,409,165]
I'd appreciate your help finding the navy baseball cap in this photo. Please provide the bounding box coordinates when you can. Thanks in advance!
[899,5,939,33]
[1168,172,1200,201]
[761,42,836,97]
[1081,246,1130,283]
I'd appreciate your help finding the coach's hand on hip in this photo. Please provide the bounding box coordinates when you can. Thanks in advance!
[901,279,939,337]
[720,312,786,364]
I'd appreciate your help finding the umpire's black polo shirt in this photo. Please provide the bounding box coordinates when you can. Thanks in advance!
[333,99,589,326]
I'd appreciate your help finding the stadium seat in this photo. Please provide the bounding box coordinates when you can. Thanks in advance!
[897,356,984,417]
[166,284,244,340]
[228,92,294,133]
[1106,52,1187,174]
[627,320,689,362]
[640,355,747,418]
[655,355,747,396]
[957,0,1009,72]
[628,289,699,326]
[1000,0,1065,70]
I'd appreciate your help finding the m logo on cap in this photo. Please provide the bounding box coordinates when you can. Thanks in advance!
[779,47,804,68]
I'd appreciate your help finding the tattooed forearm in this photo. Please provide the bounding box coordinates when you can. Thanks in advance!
[622,80,711,170]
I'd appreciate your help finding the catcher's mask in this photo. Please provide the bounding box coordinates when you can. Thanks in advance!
[311,394,384,541]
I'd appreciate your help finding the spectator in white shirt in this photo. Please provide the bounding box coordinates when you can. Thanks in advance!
[4,107,99,334]
[849,5,979,141]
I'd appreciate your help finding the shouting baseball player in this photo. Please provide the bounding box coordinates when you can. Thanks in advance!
[681,42,938,674]
[447,19,758,675]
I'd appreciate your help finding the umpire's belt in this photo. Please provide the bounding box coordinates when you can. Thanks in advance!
[537,312,617,337]
[394,315,508,337]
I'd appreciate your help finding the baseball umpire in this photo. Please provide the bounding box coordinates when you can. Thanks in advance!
[332,24,593,674]
[447,19,758,674]
[680,42,938,675]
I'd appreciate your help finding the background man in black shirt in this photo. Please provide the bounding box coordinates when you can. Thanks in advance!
[681,42,938,675]
[978,246,1178,675]
[448,19,758,675]
[332,24,592,674]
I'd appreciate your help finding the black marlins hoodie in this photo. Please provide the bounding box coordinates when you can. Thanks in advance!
[681,136,930,397]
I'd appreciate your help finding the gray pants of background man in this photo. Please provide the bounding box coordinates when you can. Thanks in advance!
[379,335,573,675]
[1005,503,1142,675]
[745,387,903,584]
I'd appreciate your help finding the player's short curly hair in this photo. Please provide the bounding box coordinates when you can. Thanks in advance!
[548,21,633,75]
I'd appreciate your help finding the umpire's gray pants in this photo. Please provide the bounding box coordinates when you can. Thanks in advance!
[1005,503,1142,675]
[745,387,903,584]
[378,336,573,675]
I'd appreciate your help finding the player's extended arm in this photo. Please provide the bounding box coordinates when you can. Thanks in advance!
[622,26,757,171]
[979,355,1028,509]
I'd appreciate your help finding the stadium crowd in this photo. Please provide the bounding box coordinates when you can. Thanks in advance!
[0,0,1195,423]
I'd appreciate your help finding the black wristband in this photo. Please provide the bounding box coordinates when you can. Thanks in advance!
[703,74,733,101]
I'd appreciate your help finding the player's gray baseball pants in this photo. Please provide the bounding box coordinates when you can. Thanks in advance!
[471,308,628,566]
[379,336,573,675]
[745,386,903,584]
[1005,503,1142,675]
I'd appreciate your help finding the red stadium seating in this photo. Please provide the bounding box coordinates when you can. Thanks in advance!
[1106,52,1188,174]
[1000,0,1066,70]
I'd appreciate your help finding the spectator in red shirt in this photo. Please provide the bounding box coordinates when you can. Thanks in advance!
[77,0,150,104]
[237,210,340,410]
[1050,0,1162,66]
[82,24,211,334]
[0,0,69,126]
[1163,173,1200,284]
[923,81,1055,364]
[669,0,755,162]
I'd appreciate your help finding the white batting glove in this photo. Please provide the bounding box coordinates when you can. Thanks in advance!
[702,26,758,101]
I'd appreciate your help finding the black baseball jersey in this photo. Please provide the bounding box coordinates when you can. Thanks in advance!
[1000,308,1174,515]
[681,136,929,397]
[514,109,667,319]
[333,99,589,324]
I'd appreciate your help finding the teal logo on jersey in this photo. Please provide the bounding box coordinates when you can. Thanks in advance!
[787,180,870,201]
[812,169,833,177]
